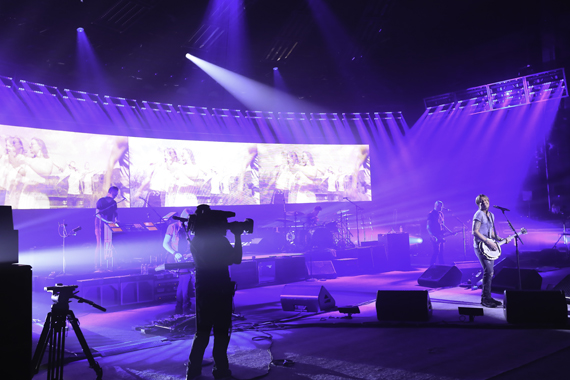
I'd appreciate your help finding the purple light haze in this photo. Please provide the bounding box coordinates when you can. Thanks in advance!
[76,27,109,93]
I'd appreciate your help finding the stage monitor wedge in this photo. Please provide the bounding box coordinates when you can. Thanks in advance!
[417,265,462,288]
[280,285,336,312]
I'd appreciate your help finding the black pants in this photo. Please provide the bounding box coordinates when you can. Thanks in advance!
[474,247,495,300]
[188,283,234,378]
[430,240,444,265]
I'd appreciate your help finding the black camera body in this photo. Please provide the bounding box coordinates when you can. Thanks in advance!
[188,209,254,236]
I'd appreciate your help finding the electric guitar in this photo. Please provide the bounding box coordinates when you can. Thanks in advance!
[430,230,461,244]
[166,252,193,264]
[478,228,527,260]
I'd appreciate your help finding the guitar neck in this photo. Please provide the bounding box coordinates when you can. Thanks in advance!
[497,231,522,246]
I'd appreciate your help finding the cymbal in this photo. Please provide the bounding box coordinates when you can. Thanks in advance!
[337,209,350,214]
[276,218,295,223]
[285,211,305,216]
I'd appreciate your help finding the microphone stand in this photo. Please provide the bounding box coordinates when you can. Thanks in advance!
[498,209,524,290]
[451,213,467,260]
[139,197,165,222]
[344,197,364,247]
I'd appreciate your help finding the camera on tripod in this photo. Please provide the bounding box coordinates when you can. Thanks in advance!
[46,284,78,304]
[175,205,254,236]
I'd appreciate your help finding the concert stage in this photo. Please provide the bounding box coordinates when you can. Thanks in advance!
[31,265,570,380]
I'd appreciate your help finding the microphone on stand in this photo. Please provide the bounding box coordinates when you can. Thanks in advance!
[173,216,189,222]
[443,208,451,212]
[493,205,510,212]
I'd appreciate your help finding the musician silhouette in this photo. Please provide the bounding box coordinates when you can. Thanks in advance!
[163,208,194,315]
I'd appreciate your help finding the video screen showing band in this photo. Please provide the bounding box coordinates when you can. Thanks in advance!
[259,144,370,204]
[129,137,260,207]
[1,124,370,209]
[0,124,130,209]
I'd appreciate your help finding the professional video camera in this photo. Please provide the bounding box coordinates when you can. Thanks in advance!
[174,205,254,235]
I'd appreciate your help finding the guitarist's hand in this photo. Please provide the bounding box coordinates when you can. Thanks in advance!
[485,240,498,251]
[505,237,513,244]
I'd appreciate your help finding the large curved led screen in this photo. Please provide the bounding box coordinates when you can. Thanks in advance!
[1,124,370,209]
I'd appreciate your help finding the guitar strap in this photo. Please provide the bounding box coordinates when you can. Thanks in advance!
[490,212,498,241]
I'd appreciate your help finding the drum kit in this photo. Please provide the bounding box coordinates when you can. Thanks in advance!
[274,209,355,251]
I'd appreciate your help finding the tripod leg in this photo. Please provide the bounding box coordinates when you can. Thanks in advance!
[67,311,103,379]
[31,312,53,376]
[49,313,67,380]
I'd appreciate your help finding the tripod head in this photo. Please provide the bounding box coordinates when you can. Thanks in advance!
[46,283,106,312]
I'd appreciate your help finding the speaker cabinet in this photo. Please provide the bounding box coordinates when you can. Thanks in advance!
[378,233,410,270]
[504,290,568,325]
[376,290,432,322]
[417,265,462,287]
[492,268,543,292]
[280,285,336,312]
[0,264,32,380]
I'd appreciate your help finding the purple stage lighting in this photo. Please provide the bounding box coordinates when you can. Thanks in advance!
[273,67,278,71]
[77,27,84,33]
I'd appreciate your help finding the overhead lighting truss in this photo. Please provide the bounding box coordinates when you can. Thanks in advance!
[424,68,568,114]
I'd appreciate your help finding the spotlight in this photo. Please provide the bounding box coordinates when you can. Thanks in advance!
[273,67,278,71]
[77,27,84,33]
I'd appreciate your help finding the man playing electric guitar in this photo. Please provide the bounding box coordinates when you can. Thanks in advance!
[163,208,195,315]
[472,194,513,308]
[427,200,455,265]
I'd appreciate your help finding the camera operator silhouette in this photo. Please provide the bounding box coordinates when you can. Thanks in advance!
[186,204,244,380]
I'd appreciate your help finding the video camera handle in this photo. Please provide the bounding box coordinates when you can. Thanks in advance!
[71,294,107,312]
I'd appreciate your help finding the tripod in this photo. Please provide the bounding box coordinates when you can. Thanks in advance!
[32,285,105,380]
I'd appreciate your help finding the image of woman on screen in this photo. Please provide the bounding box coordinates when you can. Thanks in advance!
[4,137,27,207]
[17,137,56,209]
[225,144,259,205]
[348,146,371,201]
[321,166,339,201]
[270,150,297,204]
[170,148,204,206]
[134,147,175,207]
[291,150,323,203]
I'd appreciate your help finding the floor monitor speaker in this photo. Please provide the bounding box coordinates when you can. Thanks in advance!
[417,265,462,287]
[492,268,542,292]
[280,285,336,312]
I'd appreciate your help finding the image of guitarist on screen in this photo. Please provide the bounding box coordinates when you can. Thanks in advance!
[472,194,512,308]
[163,208,195,316]
[427,200,454,266]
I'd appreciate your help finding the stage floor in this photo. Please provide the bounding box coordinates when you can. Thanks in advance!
[31,268,570,380]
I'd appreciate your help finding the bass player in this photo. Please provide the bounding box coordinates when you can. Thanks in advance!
[427,200,454,265]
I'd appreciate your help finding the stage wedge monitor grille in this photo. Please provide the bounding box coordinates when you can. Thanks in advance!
[280,285,335,312]
[376,290,432,322]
